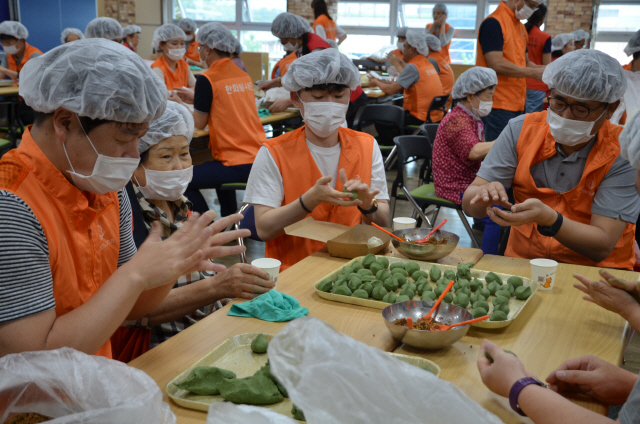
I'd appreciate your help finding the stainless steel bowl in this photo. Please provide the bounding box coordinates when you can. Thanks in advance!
[391,228,459,261]
[382,300,473,350]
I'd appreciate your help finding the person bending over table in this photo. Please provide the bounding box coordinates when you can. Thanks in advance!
[244,49,390,271]
[175,23,265,217]
[0,39,247,360]
[426,3,454,64]
[85,17,124,43]
[150,24,195,104]
[462,50,640,270]
[368,29,444,127]
[122,101,273,352]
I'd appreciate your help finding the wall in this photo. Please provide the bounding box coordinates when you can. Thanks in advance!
[287,0,337,24]
[545,0,593,37]
[101,0,163,58]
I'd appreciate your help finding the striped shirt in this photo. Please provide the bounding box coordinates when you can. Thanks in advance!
[0,189,137,324]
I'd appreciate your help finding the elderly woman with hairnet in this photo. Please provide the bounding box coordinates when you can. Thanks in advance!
[463,49,640,270]
[426,3,454,63]
[122,101,274,350]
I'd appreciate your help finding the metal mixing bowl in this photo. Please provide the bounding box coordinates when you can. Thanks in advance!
[382,300,473,350]
[391,228,459,261]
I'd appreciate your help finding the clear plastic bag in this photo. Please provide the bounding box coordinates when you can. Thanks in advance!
[206,403,297,424]
[267,317,503,424]
[0,348,175,424]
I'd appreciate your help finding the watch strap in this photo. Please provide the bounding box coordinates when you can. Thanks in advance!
[537,212,563,237]
[358,199,378,215]
[509,377,547,416]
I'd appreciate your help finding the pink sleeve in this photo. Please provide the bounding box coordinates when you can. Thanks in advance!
[444,114,482,162]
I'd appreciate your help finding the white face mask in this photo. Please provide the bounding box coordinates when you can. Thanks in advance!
[3,44,19,55]
[515,2,535,20]
[299,95,349,138]
[186,34,194,42]
[135,166,193,201]
[546,108,606,147]
[283,42,299,52]
[166,47,186,61]
[472,95,493,118]
[62,115,141,194]
[397,41,405,51]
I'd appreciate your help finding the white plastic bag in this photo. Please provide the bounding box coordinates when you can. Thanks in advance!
[365,45,396,63]
[0,348,175,424]
[268,317,503,424]
[206,403,297,424]
[263,87,291,104]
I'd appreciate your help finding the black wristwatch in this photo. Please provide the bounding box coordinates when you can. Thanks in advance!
[358,199,378,215]
[537,211,563,237]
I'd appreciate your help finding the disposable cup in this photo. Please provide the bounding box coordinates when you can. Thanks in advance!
[530,258,558,290]
[393,217,417,231]
[251,258,281,289]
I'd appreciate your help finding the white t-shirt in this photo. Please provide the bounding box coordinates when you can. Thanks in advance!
[243,138,390,209]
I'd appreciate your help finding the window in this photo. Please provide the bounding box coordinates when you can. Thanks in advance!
[450,38,476,64]
[400,3,477,30]
[242,0,287,24]
[339,34,392,57]
[594,41,631,66]
[596,4,640,33]
[337,2,391,27]
[173,0,236,22]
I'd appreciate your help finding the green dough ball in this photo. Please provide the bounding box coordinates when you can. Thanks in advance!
[376,269,391,281]
[416,283,426,294]
[456,262,473,280]
[422,291,437,301]
[383,291,397,304]
[492,295,509,307]
[507,276,524,289]
[361,282,373,296]
[342,188,358,200]
[429,265,442,282]
[497,303,510,315]
[383,276,399,292]
[458,279,470,289]
[372,284,388,300]
[442,293,454,303]
[334,279,348,287]
[351,261,363,271]
[341,266,353,276]
[399,286,415,299]
[404,281,417,292]
[453,293,470,308]
[317,279,333,293]
[390,262,406,271]
[393,272,407,286]
[487,281,502,295]
[392,268,409,278]
[333,285,352,297]
[470,278,483,292]
[251,334,269,354]
[434,285,445,297]
[457,287,471,297]
[436,278,448,287]
[443,270,456,281]
[218,374,283,405]
[421,283,433,293]
[332,273,344,283]
[496,289,512,299]
[175,366,237,395]
[371,279,383,287]
[473,300,490,311]
[412,270,429,281]
[357,268,372,276]
[352,289,369,299]
[292,405,306,421]
[470,293,486,304]
[471,307,488,318]
[515,286,533,300]
[396,294,411,302]
[506,283,515,294]
[347,278,362,292]
[490,310,508,322]
[376,256,390,269]
[360,275,376,282]
[485,272,502,285]
[369,262,384,275]
[256,363,287,398]
[362,254,376,269]
[405,262,421,276]
[478,287,491,299]
[415,276,429,287]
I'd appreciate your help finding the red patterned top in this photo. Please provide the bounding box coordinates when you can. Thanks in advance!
[432,104,485,204]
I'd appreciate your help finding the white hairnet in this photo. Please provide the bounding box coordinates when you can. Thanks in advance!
[620,112,640,170]
[326,39,339,49]
[196,22,237,54]
[542,49,627,104]
[451,67,498,100]
[433,3,448,15]
[425,34,441,52]
[551,33,574,53]
[397,27,408,38]
[152,24,186,50]
[625,30,640,57]
[178,18,197,33]
[85,17,123,41]
[0,21,28,40]
[123,25,141,37]
[405,29,429,56]
[271,13,312,39]
[282,48,360,92]
[20,38,167,123]
[138,101,194,154]
[61,27,83,44]
[572,29,590,42]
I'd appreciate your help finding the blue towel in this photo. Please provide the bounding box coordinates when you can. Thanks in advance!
[227,290,309,322]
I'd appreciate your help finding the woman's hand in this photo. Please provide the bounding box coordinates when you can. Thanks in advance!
[340,168,379,211]
[174,87,195,104]
[573,272,640,320]
[268,98,292,113]
[487,198,557,227]
[210,264,275,299]
[477,339,530,397]
[257,79,281,92]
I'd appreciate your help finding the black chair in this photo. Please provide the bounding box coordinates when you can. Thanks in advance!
[419,123,439,146]
[450,98,462,111]
[426,94,451,123]
[389,135,481,248]
[355,104,405,169]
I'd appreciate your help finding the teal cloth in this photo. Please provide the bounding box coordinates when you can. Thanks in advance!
[189,65,203,71]
[258,108,271,117]
[228,290,309,322]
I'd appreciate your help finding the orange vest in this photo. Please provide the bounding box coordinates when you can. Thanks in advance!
[428,50,454,95]
[476,2,528,112]
[313,15,337,41]
[426,23,452,63]
[526,25,550,91]
[151,55,190,89]
[264,127,374,270]
[202,58,265,166]
[7,42,42,81]
[403,55,444,122]
[505,112,635,270]
[273,52,297,78]
[0,129,122,358]
[391,49,402,59]
[185,41,200,62]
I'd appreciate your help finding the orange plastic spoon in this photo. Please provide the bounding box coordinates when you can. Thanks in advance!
[424,280,454,323]
[371,222,405,243]
[432,315,490,331]
[414,219,447,244]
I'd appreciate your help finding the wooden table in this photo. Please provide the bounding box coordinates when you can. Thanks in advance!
[192,109,300,139]
[394,255,638,423]
[384,243,483,267]
[0,85,19,96]
[363,87,386,98]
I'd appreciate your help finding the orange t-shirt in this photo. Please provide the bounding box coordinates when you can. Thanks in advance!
[403,55,444,122]
[151,55,190,89]
[201,58,266,166]
[313,14,337,40]
[526,25,551,92]
[426,23,453,63]
[428,50,454,95]
[7,42,42,82]
[184,41,200,62]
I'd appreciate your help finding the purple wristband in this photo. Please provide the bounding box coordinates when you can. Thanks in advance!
[509,377,547,416]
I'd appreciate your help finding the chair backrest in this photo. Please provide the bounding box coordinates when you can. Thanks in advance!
[450,98,462,110]
[392,135,433,186]
[238,204,263,242]
[426,93,451,123]
[419,123,439,144]
[355,104,406,146]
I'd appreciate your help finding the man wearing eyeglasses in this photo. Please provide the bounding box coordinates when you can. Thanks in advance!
[476,0,546,142]
[462,50,640,270]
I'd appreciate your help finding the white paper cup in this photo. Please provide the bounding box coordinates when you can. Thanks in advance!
[251,258,281,288]
[393,217,417,231]
[530,259,558,290]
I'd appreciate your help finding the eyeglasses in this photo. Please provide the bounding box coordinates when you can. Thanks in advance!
[547,97,608,120]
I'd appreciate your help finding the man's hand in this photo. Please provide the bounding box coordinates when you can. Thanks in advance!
[340,168,379,210]
[211,263,275,300]
[487,198,557,227]
[175,87,195,104]
[469,181,513,209]
[546,355,637,405]
[477,340,530,398]
[386,53,402,68]
[529,67,545,81]
[257,79,280,92]
[573,272,640,320]
[366,74,379,88]
[268,98,291,113]
[303,175,362,210]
